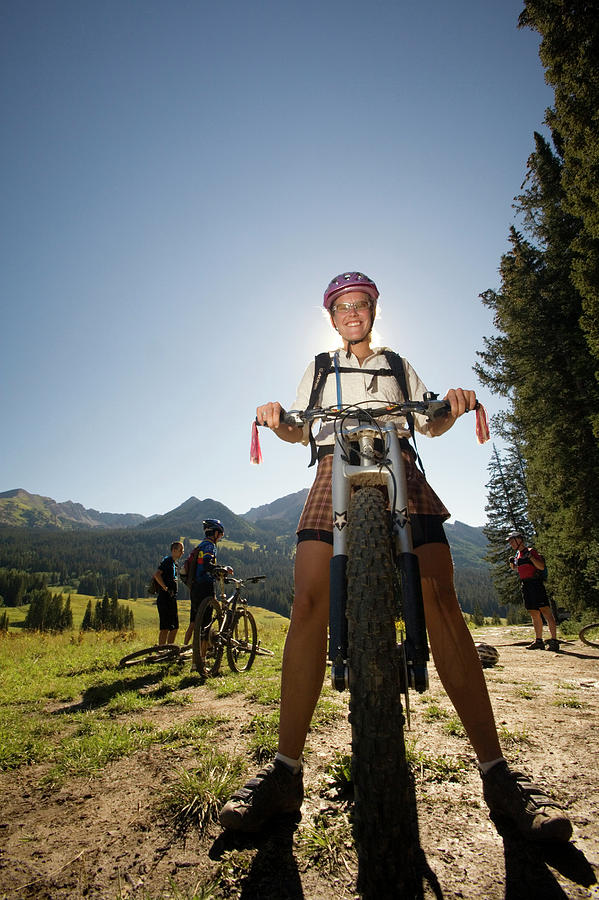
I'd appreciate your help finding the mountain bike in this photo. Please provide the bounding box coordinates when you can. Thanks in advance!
[119,643,192,667]
[277,395,456,899]
[192,569,274,677]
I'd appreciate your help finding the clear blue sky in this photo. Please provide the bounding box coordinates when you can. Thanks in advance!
[1,0,552,526]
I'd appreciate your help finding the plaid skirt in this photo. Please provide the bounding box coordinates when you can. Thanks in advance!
[297,448,449,547]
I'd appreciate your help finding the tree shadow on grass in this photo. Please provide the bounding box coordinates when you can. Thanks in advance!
[51,669,205,714]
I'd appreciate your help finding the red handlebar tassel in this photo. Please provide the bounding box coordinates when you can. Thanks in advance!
[250,421,263,464]
[475,403,490,444]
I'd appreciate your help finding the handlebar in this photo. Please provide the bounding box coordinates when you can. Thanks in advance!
[212,566,266,586]
[255,395,464,428]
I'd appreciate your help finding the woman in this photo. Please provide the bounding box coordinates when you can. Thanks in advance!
[219,271,571,843]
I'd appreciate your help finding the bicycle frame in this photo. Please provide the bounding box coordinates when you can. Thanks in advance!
[276,398,451,703]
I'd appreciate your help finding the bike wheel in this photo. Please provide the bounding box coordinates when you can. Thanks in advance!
[119,645,181,667]
[192,597,224,676]
[346,487,422,899]
[579,622,599,649]
[226,608,258,673]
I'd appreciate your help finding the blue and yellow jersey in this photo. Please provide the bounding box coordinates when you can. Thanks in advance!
[194,538,218,580]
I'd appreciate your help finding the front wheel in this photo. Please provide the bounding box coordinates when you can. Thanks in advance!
[192,597,224,676]
[346,487,422,899]
[226,608,258,673]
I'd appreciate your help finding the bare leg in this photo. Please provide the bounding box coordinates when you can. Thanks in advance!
[534,606,557,641]
[184,623,194,645]
[167,629,178,644]
[158,629,168,645]
[278,540,332,759]
[416,542,502,763]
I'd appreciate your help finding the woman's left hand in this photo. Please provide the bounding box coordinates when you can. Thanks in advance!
[444,388,477,419]
[429,388,477,436]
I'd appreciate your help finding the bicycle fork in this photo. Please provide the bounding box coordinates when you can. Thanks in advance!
[328,424,430,701]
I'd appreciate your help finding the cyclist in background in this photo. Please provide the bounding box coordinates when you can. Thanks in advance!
[507,531,559,651]
[154,540,184,645]
[219,271,571,843]
[183,519,232,648]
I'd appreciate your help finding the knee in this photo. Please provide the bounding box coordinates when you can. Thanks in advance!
[290,586,328,631]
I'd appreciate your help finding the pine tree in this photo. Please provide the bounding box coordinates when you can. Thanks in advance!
[520,1,599,417]
[476,133,599,614]
[81,600,93,631]
[484,444,532,609]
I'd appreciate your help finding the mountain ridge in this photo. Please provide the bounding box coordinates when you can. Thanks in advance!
[0,488,489,569]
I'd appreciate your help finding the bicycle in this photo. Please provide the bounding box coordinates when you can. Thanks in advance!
[275,395,460,898]
[192,569,274,677]
[579,622,599,648]
[119,643,193,667]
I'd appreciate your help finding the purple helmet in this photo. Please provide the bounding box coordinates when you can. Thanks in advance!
[323,272,379,310]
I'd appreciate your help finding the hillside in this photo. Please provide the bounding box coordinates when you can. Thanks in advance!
[0,489,498,616]
[244,488,309,535]
[0,489,146,529]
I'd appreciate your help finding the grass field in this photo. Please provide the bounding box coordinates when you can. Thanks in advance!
[0,605,290,773]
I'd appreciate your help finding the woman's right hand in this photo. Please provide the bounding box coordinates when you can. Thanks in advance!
[256,402,284,429]
[256,401,303,443]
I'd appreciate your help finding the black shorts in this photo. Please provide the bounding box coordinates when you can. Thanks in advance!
[297,512,448,548]
[156,592,179,631]
[521,578,549,611]
[190,579,216,624]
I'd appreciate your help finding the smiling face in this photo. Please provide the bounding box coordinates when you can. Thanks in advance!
[329,290,374,344]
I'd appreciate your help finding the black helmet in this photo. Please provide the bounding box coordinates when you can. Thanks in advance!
[203,518,224,536]
[474,643,499,668]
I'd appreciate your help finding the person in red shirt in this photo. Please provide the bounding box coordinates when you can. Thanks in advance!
[507,531,559,651]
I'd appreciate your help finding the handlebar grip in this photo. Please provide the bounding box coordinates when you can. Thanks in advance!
[254,408,300,427]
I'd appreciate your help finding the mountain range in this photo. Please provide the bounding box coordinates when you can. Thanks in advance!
[0,487,488,572]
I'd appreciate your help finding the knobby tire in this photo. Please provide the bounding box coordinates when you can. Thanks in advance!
[346,487,423,899]
[226,608,258,673]
[579,623,599,649]
[192,597,224,676]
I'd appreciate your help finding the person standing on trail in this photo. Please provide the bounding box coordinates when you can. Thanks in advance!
[183,519,232,648]
[154,541,184,645]
[218,270,572,843]
[507,531,559,652]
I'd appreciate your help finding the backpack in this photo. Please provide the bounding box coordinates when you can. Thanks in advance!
[536,563,548,581]
[147,577,160,596]
[306,349,415,467]
[179,546,200,589]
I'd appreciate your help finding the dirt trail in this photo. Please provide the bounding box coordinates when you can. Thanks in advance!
[1,624,598,899]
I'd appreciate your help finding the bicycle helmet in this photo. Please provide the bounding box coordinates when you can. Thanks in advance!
[474,643,500,668]
[203,518,225,536]
[323,271,379,310]
[506,531,524,543]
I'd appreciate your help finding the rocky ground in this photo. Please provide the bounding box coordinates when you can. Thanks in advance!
[1,624,598,899]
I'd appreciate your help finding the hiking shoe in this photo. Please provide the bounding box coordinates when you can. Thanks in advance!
[546,638,560,652]
[481,761,572,842]
[218,760,304,832]
[526,638,545,650]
